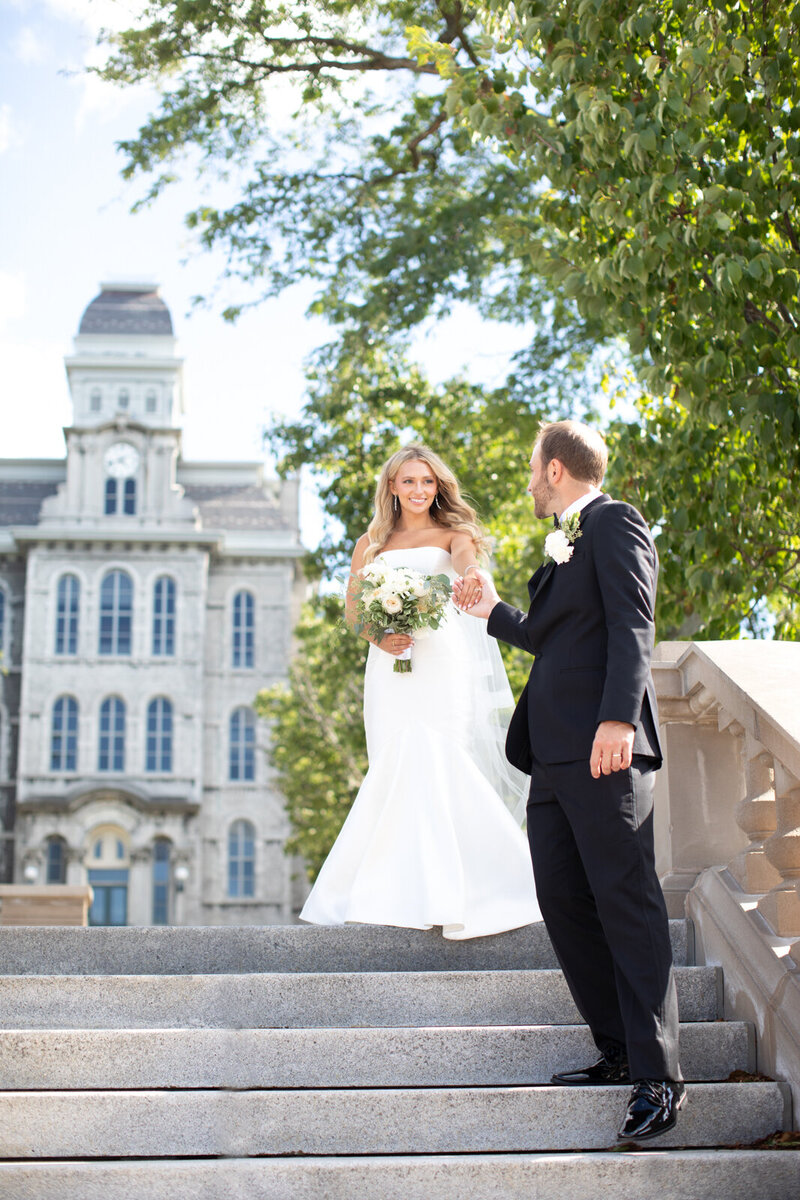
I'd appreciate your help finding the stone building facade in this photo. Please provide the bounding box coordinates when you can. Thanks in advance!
[0,283,308,925]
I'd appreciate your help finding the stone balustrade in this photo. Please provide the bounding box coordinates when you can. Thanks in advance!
[0,885,94,927]
[652,640,800,1105]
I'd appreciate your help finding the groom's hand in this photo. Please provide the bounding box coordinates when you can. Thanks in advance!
[453,569,500,620]
[590,721,635,778]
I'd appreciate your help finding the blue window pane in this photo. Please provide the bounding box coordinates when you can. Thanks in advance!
[146,698,173,773]
[229,708,255,781]
[46,838,66,884]
[98,697,125,771]
[51,696,78,771]
[152,840,170,925]
[105,478,117,515]
[232,591,255,669]
[152,577,176,656]
[123,477,136,515]
[55,574,80,655]
[99,571,132,655]
[228,819,255,898]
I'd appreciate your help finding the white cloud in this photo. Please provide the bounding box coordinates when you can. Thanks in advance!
[13,25,46,63]
[40,0,141,36]
[0,271,27,331]
[0,337,71,458]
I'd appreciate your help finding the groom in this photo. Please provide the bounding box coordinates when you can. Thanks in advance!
[457,420,683,1142]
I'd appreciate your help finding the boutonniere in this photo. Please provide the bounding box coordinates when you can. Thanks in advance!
[544,512,582,564]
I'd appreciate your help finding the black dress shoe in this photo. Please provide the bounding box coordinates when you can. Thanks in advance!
[551,1051,630,1085]
[618,1079,686,1141]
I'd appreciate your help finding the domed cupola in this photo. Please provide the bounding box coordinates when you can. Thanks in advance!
[78,284,174,337]
[65,282,183,429]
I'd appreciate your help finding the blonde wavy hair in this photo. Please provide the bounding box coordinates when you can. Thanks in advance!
[363,444,490,563]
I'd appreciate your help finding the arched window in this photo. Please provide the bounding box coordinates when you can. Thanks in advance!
[232,591,255,668]
[152,577,176,656]
[90,387,102,412]
[145,388,157,413]
[123,477,136,515]
[229,707,255,781]
[99,570,133,655]
[0,586,6,657]
[46,836,67,884]
[228,819,255,898]
[118,387,130,410]
[152,838,171,925]
[98,697,126,772]
[51,696,78,771]
[55,574,80,655]
[146,697,173,773]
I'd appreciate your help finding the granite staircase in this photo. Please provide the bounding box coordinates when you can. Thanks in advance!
[0,921,798,1199]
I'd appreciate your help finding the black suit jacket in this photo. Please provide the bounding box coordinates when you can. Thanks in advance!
[488,494,662,773]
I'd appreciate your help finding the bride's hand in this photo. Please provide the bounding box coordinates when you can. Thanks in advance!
[453,569,500,620]
[454,568,483,610]
[377,632,414,656]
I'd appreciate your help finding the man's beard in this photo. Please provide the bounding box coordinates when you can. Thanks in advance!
[533,484,556,520]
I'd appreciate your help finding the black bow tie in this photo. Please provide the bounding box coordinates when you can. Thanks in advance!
[552,513,560,529]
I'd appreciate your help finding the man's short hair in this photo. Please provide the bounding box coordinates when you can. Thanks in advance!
[536,420,608,486]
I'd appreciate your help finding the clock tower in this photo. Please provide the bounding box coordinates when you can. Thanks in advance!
[41,283,195,529]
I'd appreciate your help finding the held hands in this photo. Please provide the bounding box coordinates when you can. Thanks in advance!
[452,569,500,620]
[590,721,635,779]
[378,632,414,657]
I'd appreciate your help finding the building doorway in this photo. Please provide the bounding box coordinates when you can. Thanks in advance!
[86,824,130,926]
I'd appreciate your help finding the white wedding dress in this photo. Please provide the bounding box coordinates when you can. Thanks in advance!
[300,547,541,939]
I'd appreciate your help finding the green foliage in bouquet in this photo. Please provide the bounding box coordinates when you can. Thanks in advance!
[352,564,452,672]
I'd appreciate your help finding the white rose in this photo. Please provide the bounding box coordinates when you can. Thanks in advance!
[544,530,574,564]
[382,595,403,614]
[409,579,426,598]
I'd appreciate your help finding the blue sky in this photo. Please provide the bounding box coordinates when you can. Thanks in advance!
[0,0,533,543]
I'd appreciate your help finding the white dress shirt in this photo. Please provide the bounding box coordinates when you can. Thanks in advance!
[559,487,603,524]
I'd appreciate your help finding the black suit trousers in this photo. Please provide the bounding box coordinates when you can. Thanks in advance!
[527,755,681,1082]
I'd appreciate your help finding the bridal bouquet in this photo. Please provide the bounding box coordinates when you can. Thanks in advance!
[352,562,452,673]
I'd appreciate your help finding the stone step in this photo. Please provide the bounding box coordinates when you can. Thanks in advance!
[0,1083,788,1158]
[0,1021,752,1089]
[0,966,720,1029]
[3,1152,799,1200]
[0,919,690,975]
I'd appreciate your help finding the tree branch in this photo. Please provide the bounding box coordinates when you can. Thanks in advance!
[191,44,438,76]
[407,109,448,168]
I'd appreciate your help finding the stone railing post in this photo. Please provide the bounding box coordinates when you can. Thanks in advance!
[757,764,800,937]
[727,734,781,895]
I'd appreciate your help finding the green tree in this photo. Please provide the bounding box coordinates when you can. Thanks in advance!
[412,0,800,631]
[95,0,800,634]
[96,0,800,869]
[257,595,368,879]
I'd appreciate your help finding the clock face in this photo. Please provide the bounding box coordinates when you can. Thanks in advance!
[104,442,140,479]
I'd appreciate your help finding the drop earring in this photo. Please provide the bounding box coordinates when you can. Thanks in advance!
[393,495,399,514]
[433,494,440,508]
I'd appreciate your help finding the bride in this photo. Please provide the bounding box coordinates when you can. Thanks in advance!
[299,444,541,939]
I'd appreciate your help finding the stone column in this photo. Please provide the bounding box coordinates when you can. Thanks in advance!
[64,846,86,887]
[727,735,781,895]
[128,846,152,927]
[757,764,800,937]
